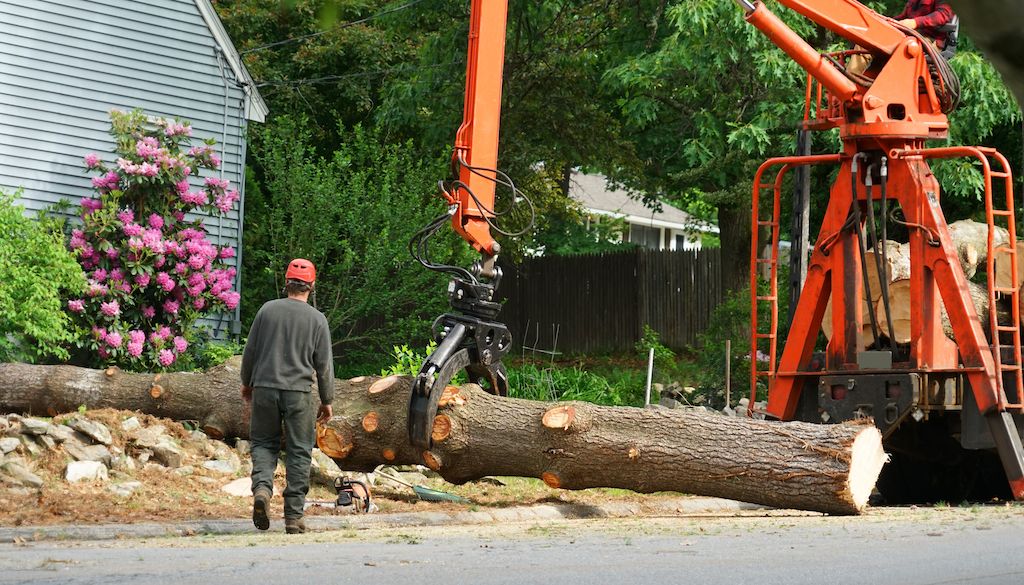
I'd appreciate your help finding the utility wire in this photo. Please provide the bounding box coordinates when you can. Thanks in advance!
[255,61,461,88]
[241,0,430,55]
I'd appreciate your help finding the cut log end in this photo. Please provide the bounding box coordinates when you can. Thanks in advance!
[541,472,561,489]
[368,376,401,395]
[149,384,164,399]
[431,414,452,442]
[542,405,576,430]
[423,451,441,471]
[847,426,887,512]
[382,448,396,461]
[438,386,467,407]
[361,411,379,433]
[317,424,353,459]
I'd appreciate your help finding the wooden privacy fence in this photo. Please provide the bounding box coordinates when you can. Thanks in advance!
[497,248,723,354]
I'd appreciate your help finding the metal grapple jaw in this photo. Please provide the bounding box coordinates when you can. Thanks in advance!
[408,276,511,450]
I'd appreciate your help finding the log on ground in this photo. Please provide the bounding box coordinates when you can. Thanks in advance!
[0,359,886,515]
[321,376,886,515]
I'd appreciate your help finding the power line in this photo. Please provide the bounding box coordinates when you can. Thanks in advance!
[240,0,431,55]
[255,61,461,88]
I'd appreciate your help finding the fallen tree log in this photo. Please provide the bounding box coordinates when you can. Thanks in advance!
[0,359,886,515]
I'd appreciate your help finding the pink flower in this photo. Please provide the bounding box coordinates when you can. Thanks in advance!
[158,326,173,340]
[117,209,135,224]
[93,327,107,342]
[163,299,180,314]
[175,180,190,194]
[134,273,151,287]
[100,300,120,317]
[173,336,188,353]
[109,268,125,282]
[106,332,123,348]
[141,305,156,319]
[148,213,164,229]
[221,291,240,310]
[192,297,206,310]
[127,341,144,357]
[123,223,144,237]
[188,254,207,270]
[219,247,236,259]
[158,349,175,367]
[67,299,85,313]
[92,268,108,282]
[84,153,101,168]
[129,330,145,345]
[105,247,120,260]
[80,198,103,215]
[204,177,230,191]
[87,282,108,297]
[140,162,159,177]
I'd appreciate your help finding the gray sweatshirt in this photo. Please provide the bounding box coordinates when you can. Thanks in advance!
[240,298,334,403]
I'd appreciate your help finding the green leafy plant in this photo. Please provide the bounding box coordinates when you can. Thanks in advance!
[380,342,437,377]
[62,109,240,371]
[0,190,86,362]
[507,362,644,406]
[634,324,677,382]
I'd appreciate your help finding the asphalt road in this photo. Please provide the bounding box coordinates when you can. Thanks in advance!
[2,507,1023,585]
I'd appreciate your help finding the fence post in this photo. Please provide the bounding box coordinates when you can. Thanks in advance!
[725,338,732,408]
[644,347,655,406]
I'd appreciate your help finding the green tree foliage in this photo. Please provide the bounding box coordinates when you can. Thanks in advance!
[0,191,85,362]
[243,116,474,369]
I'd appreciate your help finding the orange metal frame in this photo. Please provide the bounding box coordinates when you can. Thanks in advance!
[744,0,1024,499]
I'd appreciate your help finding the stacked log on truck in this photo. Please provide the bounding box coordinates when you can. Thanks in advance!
[821,219,1015,346]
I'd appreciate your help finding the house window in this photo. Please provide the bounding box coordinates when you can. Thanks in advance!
[629,224,661,249]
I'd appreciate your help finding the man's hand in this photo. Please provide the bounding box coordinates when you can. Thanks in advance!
[898,18,917,29]
[241,385,253,403]
[317,403,333,424]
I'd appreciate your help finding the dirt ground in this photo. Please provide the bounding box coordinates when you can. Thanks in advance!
[0,408,687,527]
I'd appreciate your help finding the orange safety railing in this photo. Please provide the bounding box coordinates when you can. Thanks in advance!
[749,154,842,416]
[893,146,1024,412]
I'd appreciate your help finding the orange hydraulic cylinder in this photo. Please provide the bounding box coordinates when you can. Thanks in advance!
[744,2,858,105]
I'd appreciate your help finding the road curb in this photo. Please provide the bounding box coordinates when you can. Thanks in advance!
[0,497,764,542]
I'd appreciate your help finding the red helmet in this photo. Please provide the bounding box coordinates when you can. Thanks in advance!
[285,258,316,283]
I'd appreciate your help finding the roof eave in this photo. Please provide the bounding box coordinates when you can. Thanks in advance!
[195,0,269,123]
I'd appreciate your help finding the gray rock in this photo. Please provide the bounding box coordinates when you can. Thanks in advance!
[312,448,342,476]
[659,396,682,409]
[142,462,166,473]
[46,424,76,443]
[108,481,142,498]
[63,442,112,465]
[35,434,57,450]
[18,436,42,457]
[66,461,108,483]
[203,459,238,474]
[131,425,167,449]
[173,465,195,476]
[0,437,20,454]
[0,417,10,434]
[1,461,43,488]
[19,418,52,436]
[120,417,141,432]
[67,417,113,445]
[136,449,153,464]
[110,454,137,472]
[151,438,184,468]
[234,440,251,456]
[189,429,208,442]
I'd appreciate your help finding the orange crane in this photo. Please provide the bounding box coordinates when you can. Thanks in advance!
[741,0,1024,501]
[408,0,1024,502]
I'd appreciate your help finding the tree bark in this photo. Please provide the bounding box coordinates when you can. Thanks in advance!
[0,359,886,515]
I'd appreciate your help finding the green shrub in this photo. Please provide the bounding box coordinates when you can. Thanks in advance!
[508,363,644,406]
[634,324,677,382]
[0,190,86,362]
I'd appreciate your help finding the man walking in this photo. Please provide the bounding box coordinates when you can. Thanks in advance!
[241,258,334,534]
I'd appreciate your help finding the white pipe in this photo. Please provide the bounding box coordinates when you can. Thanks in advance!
[644,347,655,406]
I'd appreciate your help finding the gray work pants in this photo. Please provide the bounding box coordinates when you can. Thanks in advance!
[249,387,316,519]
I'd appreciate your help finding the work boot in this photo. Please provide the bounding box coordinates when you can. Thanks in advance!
[285,517,306,534]
[252,488,271,531]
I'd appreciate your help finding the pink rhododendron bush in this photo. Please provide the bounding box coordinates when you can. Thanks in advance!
[64,109,240,371]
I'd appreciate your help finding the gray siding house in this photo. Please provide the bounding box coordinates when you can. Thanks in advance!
[0,0,266,336]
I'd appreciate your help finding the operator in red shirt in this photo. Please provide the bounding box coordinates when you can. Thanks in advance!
[894,0,957,55]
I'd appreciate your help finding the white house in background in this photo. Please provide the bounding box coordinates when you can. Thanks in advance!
[0,0,266,337]
[568,172,718,251]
